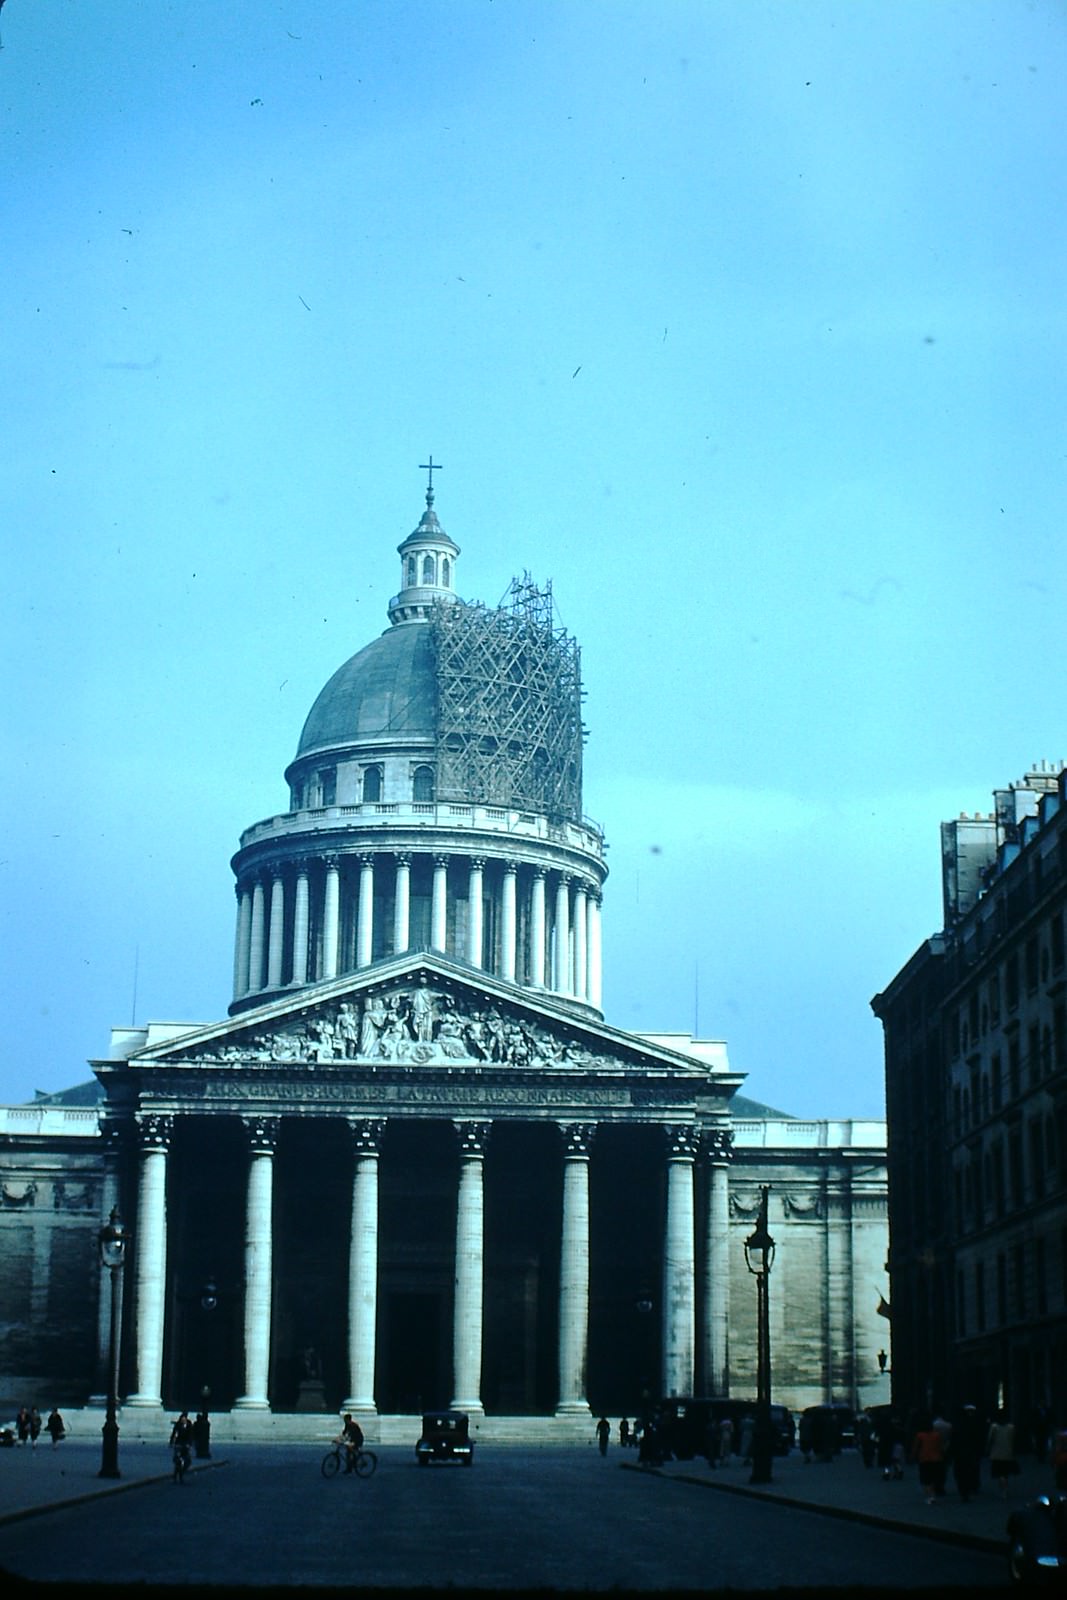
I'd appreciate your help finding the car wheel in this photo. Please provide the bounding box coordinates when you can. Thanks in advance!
[418,1456,428,1466]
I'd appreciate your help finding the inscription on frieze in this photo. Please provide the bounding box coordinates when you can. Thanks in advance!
[193,1080,629,1107]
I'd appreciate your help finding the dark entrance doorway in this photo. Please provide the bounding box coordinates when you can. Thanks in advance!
[380,1291,445,1413]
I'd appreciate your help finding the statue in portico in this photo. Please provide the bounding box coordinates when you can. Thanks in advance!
[409,981,435,1043]
[359,994,387,1057]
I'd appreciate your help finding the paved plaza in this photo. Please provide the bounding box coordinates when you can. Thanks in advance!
[0,1433,1035,1592]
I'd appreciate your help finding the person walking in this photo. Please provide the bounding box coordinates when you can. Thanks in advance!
[910,1415,945,1506]
[987,1409,1018,1498]
[28,1408,42,1448]
[596,1416,611,1457]
[15,1407,30,1446]
[618,1418,630,1449]
[45,1408,66,1449]
[951,1404,983,1502]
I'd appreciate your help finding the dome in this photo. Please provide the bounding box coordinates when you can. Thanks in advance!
[295,622,437,760]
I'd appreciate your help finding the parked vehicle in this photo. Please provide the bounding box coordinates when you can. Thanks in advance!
[799,1403,856,1456]
[655,1397,794,1460]
[1006,1493,1067,1585]
[415,1410,474,1467]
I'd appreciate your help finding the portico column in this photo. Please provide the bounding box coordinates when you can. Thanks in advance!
[431,854,449,952]
[91,1119,125,1404]
[587,893,603,1011]
[393,853,411,955]
[235,1116,280,1410]
[451,1121,490,1415]
[467,858,485,968]
[267,872,285,989]
[126,1113,173,1409]
[530,869,547,987]
[572,882,588,1001]
[357,853,375,968]
[662,1125,698,1399]
[291,859,310,986]
[343,1118,385,1415]
[703,1128,733,1397]
[233,882,253,1000]
[554,874,571,994]
[556,1124,596,1416]
[249,879,267,993]
[322,857,340,981]
[501,862,518,982]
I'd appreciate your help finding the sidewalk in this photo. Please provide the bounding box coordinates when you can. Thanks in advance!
[632,1444,1056,1554]
[0,1438,224,1527]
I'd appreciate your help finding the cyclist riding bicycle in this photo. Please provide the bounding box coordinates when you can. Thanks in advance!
[170,1410,194,1477]
[340,1413,364,1474]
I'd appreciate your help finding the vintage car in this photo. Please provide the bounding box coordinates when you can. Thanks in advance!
[1007,1493,1067,1585]
[654,1397,795,1460]
[415,1409,474,1467]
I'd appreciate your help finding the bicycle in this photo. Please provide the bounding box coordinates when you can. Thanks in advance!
[321,1440,377,1479]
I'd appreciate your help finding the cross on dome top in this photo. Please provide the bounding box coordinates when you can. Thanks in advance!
[419,455,444,505]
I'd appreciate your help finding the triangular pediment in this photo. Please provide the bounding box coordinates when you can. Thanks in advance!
[117,952,729,1086]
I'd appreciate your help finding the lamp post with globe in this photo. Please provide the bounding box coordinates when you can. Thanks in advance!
[97,1208,131,1479]
[744,1186,776,1485]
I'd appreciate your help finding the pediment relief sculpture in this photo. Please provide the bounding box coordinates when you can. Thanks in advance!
[166,984,607,1072]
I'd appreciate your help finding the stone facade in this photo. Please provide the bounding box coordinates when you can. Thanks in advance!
[873,762,1067,1425]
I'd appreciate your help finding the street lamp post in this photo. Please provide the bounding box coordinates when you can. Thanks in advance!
[744,1185,776,1486]
[98,1208,131,1479]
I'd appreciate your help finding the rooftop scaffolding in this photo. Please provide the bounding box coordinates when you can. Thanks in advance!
[430,574,585,822]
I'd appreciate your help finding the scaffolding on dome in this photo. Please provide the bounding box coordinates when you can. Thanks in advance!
[430,573,585,822]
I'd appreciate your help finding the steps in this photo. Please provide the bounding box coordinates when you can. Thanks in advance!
[72,1407,596,1447]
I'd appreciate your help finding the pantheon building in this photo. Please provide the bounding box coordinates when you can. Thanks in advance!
[0,478,888,1436]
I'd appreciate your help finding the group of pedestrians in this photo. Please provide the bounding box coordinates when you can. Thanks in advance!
[14,1407,65,1448]
[874,1405,1026,1506]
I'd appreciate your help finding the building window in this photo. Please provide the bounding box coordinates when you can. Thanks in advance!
[1036,1237,1047,1315]
[319,767,336,807]
[1052,911,1065,972]
[406,555,417,587]
[412,765,435,803]
[976,1262,986,1332]
[362,766,383,804]
[1029,1120,1045,1197]
[1014,1242,1026,1318]
[291,780,304,811]
[422,554,436,585]
[1026,935,1039,992]
[993,1142,1006,1217]
[1009,1129,1023,1210]
[1009,1037,1021,1100]
[1006,953,1020,1010]
[1028,1025,1041,1089]
[441,556,450,588]
[990,972,1001,1025]
[991,1053,1002,1111]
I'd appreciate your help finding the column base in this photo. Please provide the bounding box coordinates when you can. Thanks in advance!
[233,1396,271,1411]
[554,1400,592,1418]
[123,1396,164,1410]
[340,1401,378,1417]
[449,1400,485,1417]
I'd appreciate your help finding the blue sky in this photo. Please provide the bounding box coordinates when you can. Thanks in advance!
[3,0,1066,1118]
